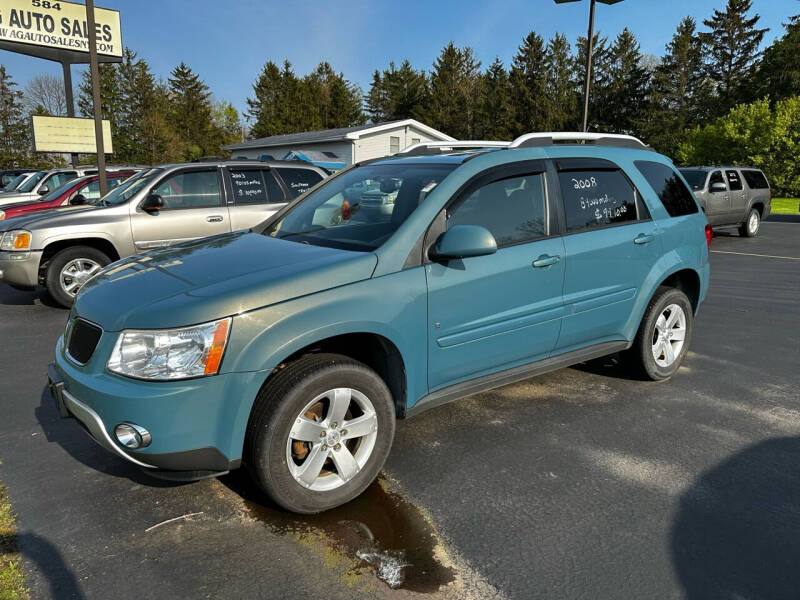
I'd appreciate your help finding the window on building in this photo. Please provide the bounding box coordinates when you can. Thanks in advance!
[411,138,421,146]
[390,136,400,154]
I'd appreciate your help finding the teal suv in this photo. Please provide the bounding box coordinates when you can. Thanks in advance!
[49,133,711,513]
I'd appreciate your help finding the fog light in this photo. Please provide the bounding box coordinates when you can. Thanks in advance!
[114,423,151,449]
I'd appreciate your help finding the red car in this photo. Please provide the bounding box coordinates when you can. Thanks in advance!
[0,172,135,221]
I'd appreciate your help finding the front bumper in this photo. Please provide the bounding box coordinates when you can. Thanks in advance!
[0,250,41,288]
[50,333,266,476]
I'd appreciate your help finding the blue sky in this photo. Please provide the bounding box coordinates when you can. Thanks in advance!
[1,0,797,120]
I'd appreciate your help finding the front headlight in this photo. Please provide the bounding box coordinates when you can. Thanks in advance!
[0,230,32,251]
[107,318,231,381]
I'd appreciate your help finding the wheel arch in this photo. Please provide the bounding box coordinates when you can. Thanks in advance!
[38,237,121,281]
[657,267,702,314]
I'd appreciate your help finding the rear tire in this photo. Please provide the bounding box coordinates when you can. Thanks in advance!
[739,208,760,237]
[625,286,693,381]
[44,246,110,308]
[245,353,395,514]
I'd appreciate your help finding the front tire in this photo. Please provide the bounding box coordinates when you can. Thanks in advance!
[45,246,110,308]
[626,286,693,381]
[739,208,760,237]
[245,353,396,514]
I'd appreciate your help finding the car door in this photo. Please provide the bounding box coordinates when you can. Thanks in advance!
[426,161,566,391]
[554,159,662,352]
[725,169,747,218]
[224,167,288,230]
[705,170,730,225]
[130,168,231,250]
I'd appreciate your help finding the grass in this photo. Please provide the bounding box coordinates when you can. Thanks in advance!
[771,198,800,215]
[0,481,27,600]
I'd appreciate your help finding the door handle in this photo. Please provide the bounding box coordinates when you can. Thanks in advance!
[206,215,224,223]
[532,254,560,268]
[634,234,654,245]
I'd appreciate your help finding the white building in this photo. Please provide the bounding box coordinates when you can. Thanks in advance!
[224,119,454,169]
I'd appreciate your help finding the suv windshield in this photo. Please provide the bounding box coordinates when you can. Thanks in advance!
[679,169,708,191]
[2,173,29,192]
[92,169,161,205]
[17,171,46,192]
[265,163,456,251]
[37,178,86,202]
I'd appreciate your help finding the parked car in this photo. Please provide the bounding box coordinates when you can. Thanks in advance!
[46,133,710,513]
[0,165,143,206]
[679,166,771,236]
[0,172,135,221]
[0,171,36,193]
[0,168,35,188]
[0,160,326,306]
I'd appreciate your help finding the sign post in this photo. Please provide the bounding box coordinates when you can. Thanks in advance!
[85,0,106,195]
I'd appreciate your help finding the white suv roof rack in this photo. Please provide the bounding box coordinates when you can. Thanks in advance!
[398,140,510,156]
[510,131,651,150]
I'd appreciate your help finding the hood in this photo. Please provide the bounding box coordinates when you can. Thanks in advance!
[74,231,378,331]
[0,204,107,232]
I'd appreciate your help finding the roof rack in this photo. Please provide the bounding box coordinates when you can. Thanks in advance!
[398,140,510,156]
[509,132,651,150]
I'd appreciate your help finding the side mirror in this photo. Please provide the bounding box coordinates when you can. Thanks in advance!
[430,225,497,260]
[70,194,87,206]
[710,182,727,192]
[38,185,49,195]
[142,194,164,213]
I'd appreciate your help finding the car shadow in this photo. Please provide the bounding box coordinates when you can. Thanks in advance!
[570,352,648,382]
[2,530,86,599]
[767,214,800,224]
[671,436,800,599]
[35,385,184,488]
[0,284,64,308]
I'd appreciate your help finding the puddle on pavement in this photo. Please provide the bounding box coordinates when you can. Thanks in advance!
[235,475,455,592]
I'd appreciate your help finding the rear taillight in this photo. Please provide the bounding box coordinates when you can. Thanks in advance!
[705,224,712,249]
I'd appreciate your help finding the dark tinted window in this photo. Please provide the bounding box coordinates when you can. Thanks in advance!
[679,169,707,191]
[725,170,743,191]
[229,169,286,205]
[277,168,323,198]
[709,171,724,187]
[152,170,221,209]
[448,174,547,246]
[558,169,638,232]
[636,161,698,217]
[742,169,769,189]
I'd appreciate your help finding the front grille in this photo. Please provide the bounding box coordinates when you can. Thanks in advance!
[67,318,103,365]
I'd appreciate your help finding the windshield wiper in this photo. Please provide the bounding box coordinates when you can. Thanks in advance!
[278,226,327,239]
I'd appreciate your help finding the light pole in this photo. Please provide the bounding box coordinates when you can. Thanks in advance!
[554,0,624,132]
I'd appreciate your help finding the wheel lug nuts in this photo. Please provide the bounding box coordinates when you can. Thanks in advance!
[334,444,341,451]
[340,429,347,436]
[331,421,338,429]
[320,431,326,438]
[322,444,328,451]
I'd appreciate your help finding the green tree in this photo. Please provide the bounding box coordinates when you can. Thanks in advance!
[545,33,579,131]
[0,65,32,166]
[677,96,800,196]
[305,62,365,129]
[365,60,429,122]
[698,0,768,114]
[595,28,650,134]
[140,82,184,164]
[475,57,513,140]
[510,32,550,135]
[246,61,285,138]
[212,100,243,147]
[574,32,613,131]
[749,15,800,103]
[168,61,216,159]
[427,42,481,138]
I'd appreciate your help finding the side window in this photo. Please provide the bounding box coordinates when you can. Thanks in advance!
[742,169,769,189]
[229,169,268,205]
[78,181,102,201]
[45,171,77,189]
[390,136,400,154]
[634,161,698,217]
[264,171,285,203]
[447,173,547,246]
[709,171,725,188]
[558,169,639,232]
[276,168,323,198]
[725,170,743,191]
[151,170,221,209]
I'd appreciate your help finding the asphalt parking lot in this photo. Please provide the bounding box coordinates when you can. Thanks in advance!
[1,217,799,599]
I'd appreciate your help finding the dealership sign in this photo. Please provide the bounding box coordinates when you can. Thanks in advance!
[32,115,113,153]
[0,0,121,63]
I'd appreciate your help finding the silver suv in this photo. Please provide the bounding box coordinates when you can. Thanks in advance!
[0,160,326,307]
[679,166,771,237]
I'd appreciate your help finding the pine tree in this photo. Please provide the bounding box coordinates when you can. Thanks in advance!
[475,58,513,140]
[545,33,579,131]
[246,61,285,138]
[427,42,481,138]
[0,65,32,166]
[699,0,768,114]
[168,61,215,159]
[305,62,365,129]
[212,100,242,146]
[749,15,800,103]
[365,60,429,123]
[574,32,612,131]
[510,32,550,135]
[596,29,650,134]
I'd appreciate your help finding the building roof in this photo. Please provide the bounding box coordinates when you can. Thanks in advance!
[224,119,455,151]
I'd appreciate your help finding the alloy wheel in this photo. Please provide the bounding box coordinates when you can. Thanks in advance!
[651,303,687,368]
[60,258,101,298]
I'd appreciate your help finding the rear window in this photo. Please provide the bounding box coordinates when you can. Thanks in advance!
[276,168,323,198]
[636,161,699,218]
[741,169,769,189]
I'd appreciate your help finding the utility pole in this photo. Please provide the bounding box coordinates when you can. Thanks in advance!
[85,0,108,196]
[61,61,76,167]
[582,0,596,132]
